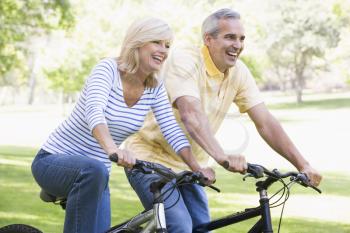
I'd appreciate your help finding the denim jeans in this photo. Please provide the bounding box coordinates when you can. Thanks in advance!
[125,168,210,233]
[31,149,110,233]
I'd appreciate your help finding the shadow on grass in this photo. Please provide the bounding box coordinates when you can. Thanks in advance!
[268,98,350,110]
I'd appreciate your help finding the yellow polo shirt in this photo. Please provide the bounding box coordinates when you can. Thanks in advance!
[123,46,263,171]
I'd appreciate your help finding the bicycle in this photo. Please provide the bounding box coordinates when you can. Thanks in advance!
[0,154,216,233]
[192,162,322,233]
[0,157,321,233]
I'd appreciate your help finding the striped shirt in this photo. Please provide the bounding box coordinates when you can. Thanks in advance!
[42,58,190,171]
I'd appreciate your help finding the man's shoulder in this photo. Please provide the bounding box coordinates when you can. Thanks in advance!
[161,44,203,77]
[169,44,202,64]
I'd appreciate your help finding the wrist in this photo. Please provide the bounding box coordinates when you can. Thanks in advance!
[105,146,120,156]
[190,163,202,172]
[297,161,311,172]
[214,154,228,166]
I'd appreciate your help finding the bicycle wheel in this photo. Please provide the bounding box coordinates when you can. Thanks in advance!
[0,224,42,233]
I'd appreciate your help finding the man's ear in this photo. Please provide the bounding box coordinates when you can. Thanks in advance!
[203,33,211,46]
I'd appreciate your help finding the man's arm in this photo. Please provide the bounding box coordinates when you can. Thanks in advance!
[247,103,322,186]
[175,96,247,173]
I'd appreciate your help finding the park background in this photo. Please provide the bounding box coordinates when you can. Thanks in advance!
[1,0,349,232]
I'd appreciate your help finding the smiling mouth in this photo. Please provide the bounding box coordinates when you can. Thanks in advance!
[226,51,238,58]
[151,55,164,64]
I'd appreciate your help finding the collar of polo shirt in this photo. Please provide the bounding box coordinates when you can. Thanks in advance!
[201,46,225,78]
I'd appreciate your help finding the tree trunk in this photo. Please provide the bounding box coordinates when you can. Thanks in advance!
[295,73,304,104]
[296,87,303,103]
[27,48,38,105]
[27,72,36,104]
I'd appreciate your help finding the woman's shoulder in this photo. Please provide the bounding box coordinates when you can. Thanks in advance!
[153,80,167,95]
[96,57,118,71]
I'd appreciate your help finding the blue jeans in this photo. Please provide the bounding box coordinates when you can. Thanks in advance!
[125,168,210,233]
[31,149,110,233]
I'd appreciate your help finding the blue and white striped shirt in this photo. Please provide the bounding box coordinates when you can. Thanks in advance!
[42,58,190,171]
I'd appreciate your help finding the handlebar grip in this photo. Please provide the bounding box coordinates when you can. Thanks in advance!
[297,173,322,194]
[222,161,229,169]
[247,163,265,178]
[109,153,119,163]
[194,172,221,193]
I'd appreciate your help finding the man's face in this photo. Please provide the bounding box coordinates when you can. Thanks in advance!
[204,19,245,73]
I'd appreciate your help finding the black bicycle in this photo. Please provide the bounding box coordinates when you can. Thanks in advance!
[192,162,322,233]
[0,154,216,233]
[0,158,321,233]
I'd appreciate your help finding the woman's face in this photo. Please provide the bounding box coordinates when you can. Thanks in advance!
[137,40,170,76]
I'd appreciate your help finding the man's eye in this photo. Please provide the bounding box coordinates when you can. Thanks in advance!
[152,41,160,44]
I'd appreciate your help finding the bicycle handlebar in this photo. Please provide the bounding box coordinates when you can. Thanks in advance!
[110,153,321,194]
[246,163,322,193]
[109,153,220,192]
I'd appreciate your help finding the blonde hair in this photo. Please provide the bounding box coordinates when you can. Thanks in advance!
[117,17,173,88]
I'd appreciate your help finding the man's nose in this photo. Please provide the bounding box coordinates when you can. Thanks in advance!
[232,39,242,49]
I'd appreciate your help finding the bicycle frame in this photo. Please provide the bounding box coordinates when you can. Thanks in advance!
[193,186,273,233]
[107,203,166,233]
[107,177,168,233]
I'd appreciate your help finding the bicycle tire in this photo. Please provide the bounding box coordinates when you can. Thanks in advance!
[0,224,42,233]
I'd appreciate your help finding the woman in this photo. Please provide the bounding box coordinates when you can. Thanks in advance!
[31,18,210,233]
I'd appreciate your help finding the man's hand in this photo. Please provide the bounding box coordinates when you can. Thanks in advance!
[198,167,216,185]
[300,165,322,187]
[219,155,247,174]
[111,149,136,169]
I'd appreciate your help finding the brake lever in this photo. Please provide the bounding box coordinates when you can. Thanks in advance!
[208,185,220,193]
[293,174,322,194]
[194,173,221,193]
[243,173,254,181]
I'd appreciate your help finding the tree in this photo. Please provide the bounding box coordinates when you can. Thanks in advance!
[266,0,341,103]
[45,53,98,103]
[0,0,74,103]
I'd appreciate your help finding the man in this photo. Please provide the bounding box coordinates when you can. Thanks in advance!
[124,8,322,233]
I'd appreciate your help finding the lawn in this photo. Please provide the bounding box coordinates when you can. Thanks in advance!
[1,92,350,232]
[0,145,349,233]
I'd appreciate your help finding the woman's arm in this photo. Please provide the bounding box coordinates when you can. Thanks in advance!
[85,59,135,167]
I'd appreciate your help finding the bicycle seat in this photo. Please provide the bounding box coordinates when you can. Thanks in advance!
[39,189,67,209]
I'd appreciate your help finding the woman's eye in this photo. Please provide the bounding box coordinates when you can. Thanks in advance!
[152,41,160,44]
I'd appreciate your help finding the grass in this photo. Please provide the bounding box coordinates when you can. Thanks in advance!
[1,145,349,233]
[268,97,350,110]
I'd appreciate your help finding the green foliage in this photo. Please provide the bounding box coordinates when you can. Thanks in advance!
[266,0,342,102]
[1,0,349,103]
[240,56,263,83]
[0,0,74,82]
[45,55,97,94]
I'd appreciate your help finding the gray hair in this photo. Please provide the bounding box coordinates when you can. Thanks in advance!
[201,8,241,41]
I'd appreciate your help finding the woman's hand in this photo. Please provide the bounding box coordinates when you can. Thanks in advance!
[198,167,216,185]
[112,149,136,169]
